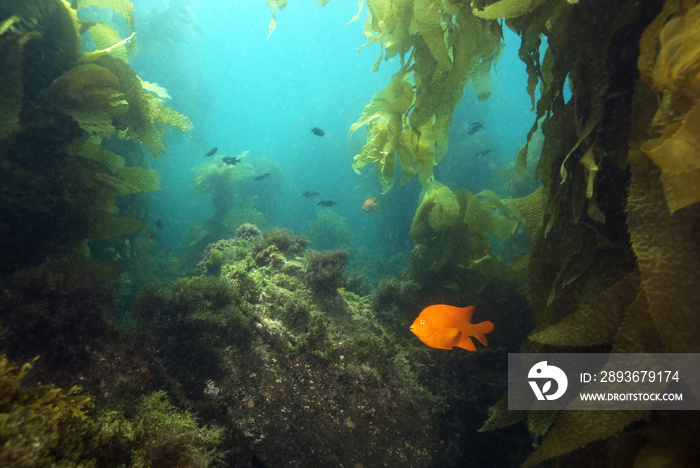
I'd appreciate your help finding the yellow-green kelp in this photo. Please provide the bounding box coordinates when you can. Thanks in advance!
[0,0,191,273]
[476,1,700,467]
[349,1,503,193]
[188,155,269,255]
[409,181,543,299]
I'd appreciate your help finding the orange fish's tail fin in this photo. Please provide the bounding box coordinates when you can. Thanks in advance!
[473,320,495,347]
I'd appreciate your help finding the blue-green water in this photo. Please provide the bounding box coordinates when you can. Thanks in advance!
[5,1,699,467]
[113,0,535,275]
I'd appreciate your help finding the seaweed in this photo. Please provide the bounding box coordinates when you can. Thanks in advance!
[189,159,272,254]
[0,354,224,467]
[92,391,224,468]
[0,256,115,376]
[304,249,349,294]
[409,181,540,300]
[252,227,308,258]
[0,355,94,466]
[477,1,700,466]
[350,3,503,192]
[0,0,191,274]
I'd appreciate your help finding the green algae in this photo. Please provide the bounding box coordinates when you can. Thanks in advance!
[0,354,223,467]
[122,226,489,466]
[0,0,191,275]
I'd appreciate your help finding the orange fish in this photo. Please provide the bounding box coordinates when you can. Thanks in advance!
[362,197,380,212]
[410,304,494,351]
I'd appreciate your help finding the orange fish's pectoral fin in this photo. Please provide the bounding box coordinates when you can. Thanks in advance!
[456,336,477,352]
[473,320,495,347]
[436,328,462,348]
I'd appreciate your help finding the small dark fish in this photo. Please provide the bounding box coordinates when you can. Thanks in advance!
[474,149,491,159]
[254,173,271,181]
[303,191,320,198]
[311,127,325,136]
[204,147,218,157]
[317,200,336,207]
[156,219,163,229]
[222,156,239,165]
[467,122,483,135]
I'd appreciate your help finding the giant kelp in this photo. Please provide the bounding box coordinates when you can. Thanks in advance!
[264,0,329,37]
[409,181,541,292]
[476,1,700,466]
[349,1,503,193]
[188,155,270,258]
[0,0,190,274]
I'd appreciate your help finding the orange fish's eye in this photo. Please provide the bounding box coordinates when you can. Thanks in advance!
[420,320,425,324]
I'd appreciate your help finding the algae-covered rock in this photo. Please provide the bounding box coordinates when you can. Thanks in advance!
[125,227,459,467]
[0,354,224,467]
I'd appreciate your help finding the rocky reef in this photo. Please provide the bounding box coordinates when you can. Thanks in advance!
[0,225,510,467]
[127,226,463,466]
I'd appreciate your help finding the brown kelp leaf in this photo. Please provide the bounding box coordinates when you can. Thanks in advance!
[362,0,414,63]
[414,0,452,70]
[651,3,700,101]
[348,71,413,137]
[69,137,124,166]
[48,62,127,137]
[347,0,364,24]
[427,183,460,233]
[627,151,700,352]
[527,410,557,446]
[350,70,415,192]
[0,25,38,141]
[611,287,662,353]
[637,0,678,81]
[140,79,171,101]
[506,186,544,239]
[472,0,548,20]
[265,0,287,38]
[642,102,700,212]
[84,54,189,156]
[76,0,134,30]
[85,23,129,61]
[69,137,160,215]
[146,94,193,133]
[352,115,403,193]
[521,410,650,468]
[529,271,639,347]
[478,392,526,432]
[88,212,149,240]
[461,189,518,239]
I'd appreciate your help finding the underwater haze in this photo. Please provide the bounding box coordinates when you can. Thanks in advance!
[2,0,700,467]
[132,0,534,274]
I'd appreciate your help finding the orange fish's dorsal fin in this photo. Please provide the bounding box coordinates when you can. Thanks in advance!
[459,305,475,322]
[456,336,477,352]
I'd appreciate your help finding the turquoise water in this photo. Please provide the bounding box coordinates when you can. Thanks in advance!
[6,2,696,467]
[113,0,535,275]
